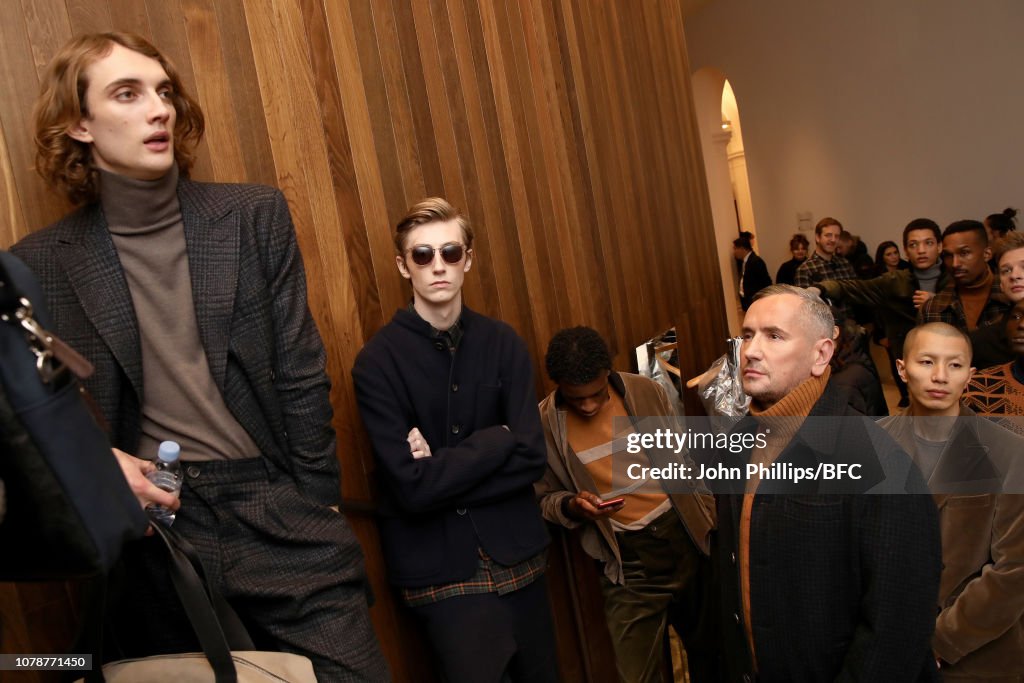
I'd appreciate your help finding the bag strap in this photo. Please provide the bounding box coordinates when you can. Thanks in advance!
[151,521,255,650]
[0,258,94,385]
[150,522,249,683]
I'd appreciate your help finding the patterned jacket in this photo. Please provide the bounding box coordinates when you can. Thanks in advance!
[964,362,1024,417]
[11,180,341,506]
[916,276,1009,332]
[794,251,857,287]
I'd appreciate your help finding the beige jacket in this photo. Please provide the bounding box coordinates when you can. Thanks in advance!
[534,372,715,585]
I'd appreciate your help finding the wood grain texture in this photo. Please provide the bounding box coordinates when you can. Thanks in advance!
[0,1,727,679]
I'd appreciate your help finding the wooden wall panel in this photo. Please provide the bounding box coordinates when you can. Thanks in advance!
[0,120,28,247]
[0,1,727,680]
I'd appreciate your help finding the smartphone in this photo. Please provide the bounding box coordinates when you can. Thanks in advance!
[596,497,625,510]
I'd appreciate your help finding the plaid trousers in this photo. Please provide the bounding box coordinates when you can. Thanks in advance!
[107,457,388,682]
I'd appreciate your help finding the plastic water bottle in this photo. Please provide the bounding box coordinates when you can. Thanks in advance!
[146,440,182,526]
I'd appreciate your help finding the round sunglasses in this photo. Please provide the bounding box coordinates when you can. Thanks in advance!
[406,243,468,266]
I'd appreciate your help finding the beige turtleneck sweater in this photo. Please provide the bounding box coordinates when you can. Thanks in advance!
[101,166,260,462]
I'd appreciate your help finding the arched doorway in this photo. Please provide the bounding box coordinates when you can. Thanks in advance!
[692,69,758,335]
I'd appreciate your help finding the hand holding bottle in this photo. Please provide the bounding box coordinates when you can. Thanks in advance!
[145,441,183,526]
[112,447,181,512]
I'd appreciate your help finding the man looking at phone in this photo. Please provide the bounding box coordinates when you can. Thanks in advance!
[352,198,557,683]
[535,326,716,683]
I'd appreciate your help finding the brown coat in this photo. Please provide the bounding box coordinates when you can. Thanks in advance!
[534,371,715,585]
[880,407,1024,680]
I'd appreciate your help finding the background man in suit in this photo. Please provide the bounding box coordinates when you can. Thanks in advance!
[535,326,716,683]
[11,32,385,680]
[732,236,772,311]
[352,198,557,683]
[714,285,940,681]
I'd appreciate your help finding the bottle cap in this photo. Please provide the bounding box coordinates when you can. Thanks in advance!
[157,440,181,463]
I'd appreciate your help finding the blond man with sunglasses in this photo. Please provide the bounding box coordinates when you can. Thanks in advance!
[352,198,558,683]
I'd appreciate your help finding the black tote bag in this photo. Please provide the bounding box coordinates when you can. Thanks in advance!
[0,251,147,580]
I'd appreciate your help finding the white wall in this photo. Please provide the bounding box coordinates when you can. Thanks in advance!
[693,68,744,334]
[684,0,1024,275]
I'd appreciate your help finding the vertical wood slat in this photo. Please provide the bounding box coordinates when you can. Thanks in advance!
[0,115,29,247]
[347,0,408,230]
[458,0,536,345]
[20,0,73,80]
[180,0,246,182]
[424,0,488,312]
[441,0,511,322]
[145,0,216,182]
[65,0,112,35]
[321,0,404,325]
[105,0,152,39]
[212,0,276,187]
[0,2,64,235]
[0,2,729,680]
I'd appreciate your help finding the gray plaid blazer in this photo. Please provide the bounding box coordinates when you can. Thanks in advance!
[11,179,340,506]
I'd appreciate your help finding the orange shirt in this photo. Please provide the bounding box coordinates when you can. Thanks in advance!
[566,390,668,527]
[959,269,993,331]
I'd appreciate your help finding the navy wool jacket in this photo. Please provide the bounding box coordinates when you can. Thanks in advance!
[352,306,550,588]
[714,383,941,682]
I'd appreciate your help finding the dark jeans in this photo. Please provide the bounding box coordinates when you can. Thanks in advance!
[411,575,559,683]
[600,509,718,683]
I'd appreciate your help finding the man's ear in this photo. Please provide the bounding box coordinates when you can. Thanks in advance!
[895,358,907,383]
[983,245,993,264]
[395,254,411,280]
[463,249,473,273]
[809,337,835,377]
[67,119,93,144]
[956,366,977,400]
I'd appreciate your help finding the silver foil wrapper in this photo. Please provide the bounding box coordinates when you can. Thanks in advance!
[698,336,751,417]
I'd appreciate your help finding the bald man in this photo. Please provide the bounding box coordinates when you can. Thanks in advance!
[880,323,1024,679]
